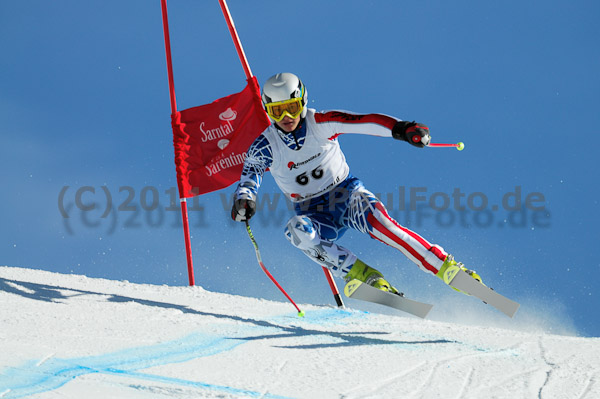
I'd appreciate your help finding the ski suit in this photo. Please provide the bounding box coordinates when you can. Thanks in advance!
[234,109,447,278]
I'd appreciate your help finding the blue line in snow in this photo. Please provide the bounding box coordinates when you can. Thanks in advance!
[0,332,289,399]
[104,369,291,398]
[270,307,368,326]
[0,308,366,398]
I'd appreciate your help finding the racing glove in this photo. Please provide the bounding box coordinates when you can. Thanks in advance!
[392,121,431,148]
[231,198,256,222]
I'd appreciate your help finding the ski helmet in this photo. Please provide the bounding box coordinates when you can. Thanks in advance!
[261,73,308,120]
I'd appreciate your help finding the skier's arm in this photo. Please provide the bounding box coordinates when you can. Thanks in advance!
[232,134,273,221]
[314,110,430,148]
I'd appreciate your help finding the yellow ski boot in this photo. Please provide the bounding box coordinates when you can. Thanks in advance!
[345,259,400,295]
[436,255,483,294]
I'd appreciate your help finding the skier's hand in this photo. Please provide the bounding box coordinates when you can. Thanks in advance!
[231,198,256,222]
[392,121,431,148]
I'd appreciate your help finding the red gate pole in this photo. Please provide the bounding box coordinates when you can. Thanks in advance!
[160,0,195,286]
[217,0,253,79]
[217,0,343,307]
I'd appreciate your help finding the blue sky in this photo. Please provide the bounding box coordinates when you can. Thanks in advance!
[2,1,599,336]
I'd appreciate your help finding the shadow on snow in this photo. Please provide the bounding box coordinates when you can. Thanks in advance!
[0,277,455,349]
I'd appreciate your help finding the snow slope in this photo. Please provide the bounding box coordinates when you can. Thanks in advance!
[0,266,598,399]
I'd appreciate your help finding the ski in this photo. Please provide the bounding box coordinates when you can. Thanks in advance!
[449,269,520,318]
[344,279,433,319]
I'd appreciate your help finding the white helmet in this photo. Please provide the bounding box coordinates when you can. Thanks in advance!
[262,73,308,119]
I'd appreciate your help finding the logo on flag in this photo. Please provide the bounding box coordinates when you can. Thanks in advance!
[219,108,237,121]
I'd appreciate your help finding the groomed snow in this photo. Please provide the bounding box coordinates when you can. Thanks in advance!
[0,266,598,399]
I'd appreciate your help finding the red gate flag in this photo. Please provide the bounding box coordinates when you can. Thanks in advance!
[172,76,270,198]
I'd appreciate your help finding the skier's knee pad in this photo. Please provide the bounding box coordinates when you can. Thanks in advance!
[284,215,356,277]
[284,215,320,251]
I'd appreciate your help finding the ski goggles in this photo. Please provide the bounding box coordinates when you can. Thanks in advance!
[264,97,304,122]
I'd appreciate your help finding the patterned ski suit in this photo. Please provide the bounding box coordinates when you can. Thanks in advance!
[234,108,447,278]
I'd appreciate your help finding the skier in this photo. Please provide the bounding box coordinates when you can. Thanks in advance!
[231,72,481,295]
